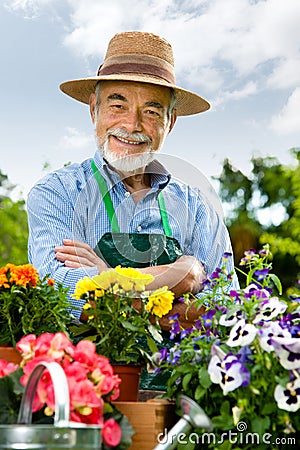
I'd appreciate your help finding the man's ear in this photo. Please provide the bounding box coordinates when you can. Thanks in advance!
[168,110,177,134]
[89,93,96,123]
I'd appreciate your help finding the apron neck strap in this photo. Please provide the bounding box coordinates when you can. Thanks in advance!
[91,159,172,237]
[91,159,120,233]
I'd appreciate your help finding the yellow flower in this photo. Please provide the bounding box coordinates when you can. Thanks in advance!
[146,286,174,318]
[114,266,154,291]
[73,277,104,300]
[93,270,120,290]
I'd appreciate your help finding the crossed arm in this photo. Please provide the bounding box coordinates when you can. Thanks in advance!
[55,239,206,329]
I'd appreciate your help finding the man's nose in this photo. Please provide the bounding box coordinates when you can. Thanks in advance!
[124,108,143,132]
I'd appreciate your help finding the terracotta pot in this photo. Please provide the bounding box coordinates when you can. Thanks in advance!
[0,346,22,364]
[112,364,142,402]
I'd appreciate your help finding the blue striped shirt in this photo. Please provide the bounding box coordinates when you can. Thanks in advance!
[27,150,238,318]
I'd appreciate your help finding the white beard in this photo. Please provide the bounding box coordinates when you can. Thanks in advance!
[95,129,156,174]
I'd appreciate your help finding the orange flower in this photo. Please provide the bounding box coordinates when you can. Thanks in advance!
[9,264,39,287]
[0,270,9,288]
[47,278,55,286]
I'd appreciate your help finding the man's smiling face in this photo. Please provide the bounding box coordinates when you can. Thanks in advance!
[90,80,176,172]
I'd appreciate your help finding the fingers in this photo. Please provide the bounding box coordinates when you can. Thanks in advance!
[55,239,107,271]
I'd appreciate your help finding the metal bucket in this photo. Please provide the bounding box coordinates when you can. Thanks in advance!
[0,362,102,450]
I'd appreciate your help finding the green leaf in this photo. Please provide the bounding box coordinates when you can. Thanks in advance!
[261,402,276,415]
[198,366,212,389]
[251,416,270,436]
[194,385,206,402]
[268,273,282,295]
[182,373,192,391]
[147,323,163,343]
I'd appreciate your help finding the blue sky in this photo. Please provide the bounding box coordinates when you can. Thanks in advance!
[1,0,300,202]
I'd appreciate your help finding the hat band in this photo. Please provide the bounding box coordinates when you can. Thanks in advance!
[97,63,175,84]
[98,62,175,84]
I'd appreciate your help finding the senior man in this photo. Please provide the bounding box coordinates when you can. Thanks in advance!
[27,31,238,328]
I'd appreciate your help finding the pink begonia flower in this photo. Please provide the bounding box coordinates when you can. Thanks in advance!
[73,339,97,367]
[14,333,124,428]
[69,378,101,410]
[64,361,89,380]
[102,418,122,447]
[0,359,19,377]
[70,403,104,425]
[16,334,37,360]
[48,332,75,360]
[94,355,114,376]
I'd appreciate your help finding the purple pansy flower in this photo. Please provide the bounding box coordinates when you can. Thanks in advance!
[271,336,300,370]
[180,328,194,339]
[239,249,256,266]
[253,297,288,324]
[258,322,291,352]
[168,313,180,340]
[244,283,271,300]
[237,346,253,364]
[219,309,243,327]
[226,319,257,347]
[274,378,300,412]
[208,352,250,394]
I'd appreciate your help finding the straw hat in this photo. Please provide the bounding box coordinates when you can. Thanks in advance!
[60,31,210,116]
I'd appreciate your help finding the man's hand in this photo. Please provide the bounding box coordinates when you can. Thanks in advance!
[55,239,108,272]
[139,255,206,297]
[159,300,206,331]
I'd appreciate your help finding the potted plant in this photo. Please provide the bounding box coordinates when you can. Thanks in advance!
[0,263,74,363]
[70,265,175,400]
[0,332,134,449]
[154,245,300,449]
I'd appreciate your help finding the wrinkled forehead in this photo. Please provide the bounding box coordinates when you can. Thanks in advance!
[96,80,174,106]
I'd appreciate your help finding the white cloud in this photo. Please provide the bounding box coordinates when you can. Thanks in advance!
[213,81,257,108]
[5,0,300,130]
[267,58,300,90]
[57,127,94,150]
[269,88,300,135]
[4,0,59,18]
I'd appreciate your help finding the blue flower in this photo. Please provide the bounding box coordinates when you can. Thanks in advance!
[254,268,270,281]
[202,309,216,328]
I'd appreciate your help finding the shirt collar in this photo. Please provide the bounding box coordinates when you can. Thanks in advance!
[92,151,171,190]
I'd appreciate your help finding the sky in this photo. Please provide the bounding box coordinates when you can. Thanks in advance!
[1,0,300,203]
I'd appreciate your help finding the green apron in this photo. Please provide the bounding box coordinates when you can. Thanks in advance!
[92,160,181,390]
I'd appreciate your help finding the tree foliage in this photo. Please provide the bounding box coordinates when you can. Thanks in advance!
[216,148,300,289]
[0,170,28,265]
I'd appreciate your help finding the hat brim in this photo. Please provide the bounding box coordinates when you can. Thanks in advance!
[59,73,210,116]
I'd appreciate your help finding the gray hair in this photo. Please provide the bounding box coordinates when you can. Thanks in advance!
[94,81,176,120]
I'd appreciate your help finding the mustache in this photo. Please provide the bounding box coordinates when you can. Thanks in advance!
[107,128,152,144]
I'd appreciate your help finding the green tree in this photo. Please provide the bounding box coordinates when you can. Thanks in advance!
[216,148,300,289]
[0,170,28,265]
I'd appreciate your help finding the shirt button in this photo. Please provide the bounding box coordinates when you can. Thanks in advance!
[125,191,130,198]
[137,226,142,232]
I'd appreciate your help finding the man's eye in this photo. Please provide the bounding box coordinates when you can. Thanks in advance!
[146,109,160,116]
